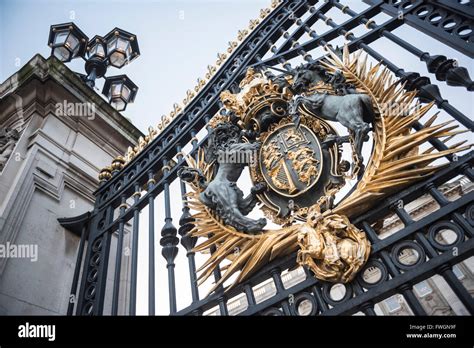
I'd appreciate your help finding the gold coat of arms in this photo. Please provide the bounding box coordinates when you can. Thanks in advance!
[178,46,470,294]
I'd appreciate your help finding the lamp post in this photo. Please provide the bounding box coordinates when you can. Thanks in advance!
[85,35,107,87]
[48,22,140,111]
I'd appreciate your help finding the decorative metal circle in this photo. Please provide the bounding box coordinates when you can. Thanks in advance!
[82,302,94,316]
[100,192,109,203]
[466,204,474,226]
[358,259,388,288]
[428,13,444,24]
[114,181,122,191]
[291,292,318,316]
[401,1,414,9]
[126,170,136,182]
[90,253,101,267]
[288,1,299,9]
[261,307,283,316]
[416,6,432,18]
[97,219,106,231]
[92,238,103,252]
[391,241,425,271]
[85,284,96,300]
[321,283,352,306]
[138,158,149,170]
[428,221,464,251]
[457,25,472,38]
[442,18,457,30]
[87,268,98,283]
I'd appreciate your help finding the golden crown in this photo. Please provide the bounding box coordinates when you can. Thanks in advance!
[219,68,293,128]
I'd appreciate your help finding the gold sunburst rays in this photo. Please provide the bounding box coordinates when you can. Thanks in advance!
[321,45,472,218]
[182,45,471,296]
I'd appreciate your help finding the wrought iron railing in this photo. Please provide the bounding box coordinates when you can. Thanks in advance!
[62,0,474,316]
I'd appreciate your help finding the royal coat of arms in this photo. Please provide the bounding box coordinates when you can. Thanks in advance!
[178,46,470,294]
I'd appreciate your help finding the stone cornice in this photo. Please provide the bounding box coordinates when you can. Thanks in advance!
[0,54,144,144]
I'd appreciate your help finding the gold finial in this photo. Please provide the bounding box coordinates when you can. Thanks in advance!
[227,41,238,54]
[249,19,260,30]
[216,52,227,66]
[166,114,174,126]
[115,0,283,172]
[156,118,165,131]
[205,65,217,79]
[125,146,135,163]
[148,126,157,140]
[160,114,170,127]
[183,89,195,105]
[137,136,147,151]
[194,77,206,92]
[260,8,270,19]
[237,29,248,41]
[170,103,182,117]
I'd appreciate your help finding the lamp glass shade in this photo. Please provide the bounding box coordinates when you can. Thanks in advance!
[106,35,134,68]
[109,51,127,68]
[107,37,117,52]
[53,46,71,61]
[122,85,131,100]
[65,34,80,55]
[111,83,122,98]
[54,31,69,45]
[111,99,126,111]
[48,23,88,62]
[89,42,105,58]
[117,38,131,56]
[102,74,138,111]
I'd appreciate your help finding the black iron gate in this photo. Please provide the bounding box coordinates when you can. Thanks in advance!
[61,0,474,316]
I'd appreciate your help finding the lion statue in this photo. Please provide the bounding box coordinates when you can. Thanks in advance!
[179,122,267,233]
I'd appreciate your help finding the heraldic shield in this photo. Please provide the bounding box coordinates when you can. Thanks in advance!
[176,46,470,294]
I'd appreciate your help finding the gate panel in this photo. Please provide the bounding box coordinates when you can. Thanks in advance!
[67,0,474,316]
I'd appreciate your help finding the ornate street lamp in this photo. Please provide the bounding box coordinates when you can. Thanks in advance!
[48,23,88,62]
[85,35,107,86]
[47,22,140,111]
[102,75,138,111]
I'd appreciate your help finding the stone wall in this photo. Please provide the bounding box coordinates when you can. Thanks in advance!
[0,55,141,315]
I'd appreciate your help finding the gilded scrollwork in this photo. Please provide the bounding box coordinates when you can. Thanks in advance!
[296,206,370,283]
[171,45,471,294]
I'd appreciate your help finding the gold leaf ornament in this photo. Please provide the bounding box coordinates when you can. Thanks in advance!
[180,45,471,294]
